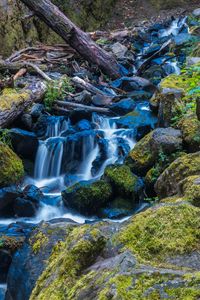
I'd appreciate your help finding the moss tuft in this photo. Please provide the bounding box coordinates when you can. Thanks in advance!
[0,142,24,187]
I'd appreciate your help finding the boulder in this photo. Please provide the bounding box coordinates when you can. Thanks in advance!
[9,202,200,300]
[0,186,21,216]
[6,221,73,300]
[30,104,45,119]
[103,164,143,200]
[0,143,24,187]
[110,98,136,115]
[13,198,37,217]
[23,185,44,205]
[20,114,32,131]
[62,180,112,215]
[180,115,200,152]
[126,127,182,175]
[155,152,200,198]
[75,119,92,131]
[111,76,156,93]
[9,128,39,161]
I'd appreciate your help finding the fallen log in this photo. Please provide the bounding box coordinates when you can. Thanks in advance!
[20,0,121,79]
[72,77,107,96]
[0,81,46,128]
[54,100,110,114]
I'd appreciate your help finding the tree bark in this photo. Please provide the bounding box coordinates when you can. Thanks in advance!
[20,0,121,79]
[0,82,46,128]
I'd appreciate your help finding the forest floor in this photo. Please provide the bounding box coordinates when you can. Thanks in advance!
[106,0,200,29]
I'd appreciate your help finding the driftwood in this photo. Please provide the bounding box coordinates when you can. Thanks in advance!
[0,81,46,128]
[20,0,121,79]
[72,77,106,96]
[54,100,110,114]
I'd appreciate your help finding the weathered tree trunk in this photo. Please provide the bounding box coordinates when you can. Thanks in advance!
[0,82,46,128]
[20,0,121,79]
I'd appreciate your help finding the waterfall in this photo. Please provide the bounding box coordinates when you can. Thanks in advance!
[34,117,69,179]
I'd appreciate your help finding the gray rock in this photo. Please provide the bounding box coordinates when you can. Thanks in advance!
[186,57,200,66]
[111,42,128,59]
[21,113,32,130]
[193,8,200,17]
[30,103,45,119]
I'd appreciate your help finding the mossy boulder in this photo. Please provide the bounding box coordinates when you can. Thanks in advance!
[0,142,24,187]
[180,114,200,152]
[155,152,200,198]
[103,164,143,200]
[126,127,182,175]
[178,175,200,207]
[118,203,200,263]
[13,202,200,300]
[62,180,112,215]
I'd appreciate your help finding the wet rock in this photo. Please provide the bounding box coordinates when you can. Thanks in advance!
[74,90,92,104]
[126,127,182,176]
[20,113,32,131]
[23,185,44,205]
[75,119,92,131]
[155,152,200,198]
[92,94,113,107]
[111,76,156,93]
[186,57,200,66]
[192,8,200,17]
[0,250,12,282]
[173,33,192,46]
[13,198,37,217]
[0,186,21,216]
[6,221,72,300]
[62,180,112,215]
[0,143,24,188]
[110,98,136,115]
[30,104,45,119]
[9,128,39,161]
[111,42,128,59]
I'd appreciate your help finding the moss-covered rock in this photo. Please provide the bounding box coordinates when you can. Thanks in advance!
[180,114,200,152]
[126,127,182,176]
[0,142,24,187]
[178,175,200,207]
[104,164,143,199]
[156,63,200,127]
[62,180,112,215]
[118,203,200,263]
[0,88,30,111]
[155,152,200,198]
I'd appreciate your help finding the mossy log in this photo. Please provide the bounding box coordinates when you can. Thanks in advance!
[20,0,121,79]
[0,82,46,128]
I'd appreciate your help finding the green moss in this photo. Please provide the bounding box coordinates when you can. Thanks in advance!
[0,88,30,111]
[126,132,153,174]
[30,224,107,300]
[159,64,200,125]
[117,204,200,263]
[30,231,49,254]
[104,165,140,198]
[179,175,200,207]
[155,152,200,198]
[150,0,187,10]
[180,114,200,151]
[0,142,24,187]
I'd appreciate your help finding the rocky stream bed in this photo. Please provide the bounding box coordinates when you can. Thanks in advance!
[0,5,200,300]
